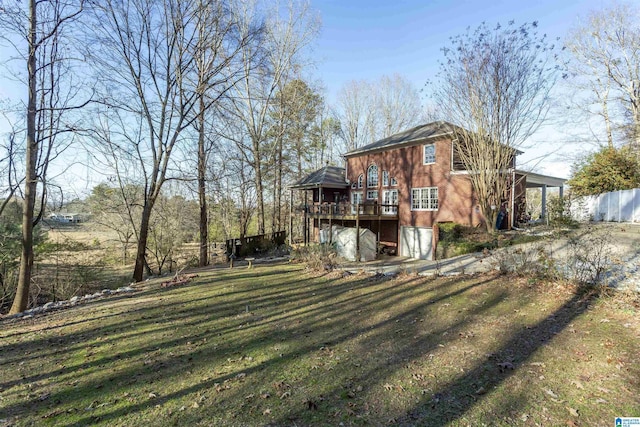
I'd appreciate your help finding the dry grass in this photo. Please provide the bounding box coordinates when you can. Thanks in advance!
[0,263,638,426]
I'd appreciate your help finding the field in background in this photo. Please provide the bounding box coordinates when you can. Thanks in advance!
[1,263,638,426]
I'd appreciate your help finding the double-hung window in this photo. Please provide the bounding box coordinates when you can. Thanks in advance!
[423,144,436,165]
[382,170,389,187]
[411,187,438,211]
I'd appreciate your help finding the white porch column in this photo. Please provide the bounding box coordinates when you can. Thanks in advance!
[541,184,548,219]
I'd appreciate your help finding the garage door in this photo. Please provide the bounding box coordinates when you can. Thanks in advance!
[400,226,433,260]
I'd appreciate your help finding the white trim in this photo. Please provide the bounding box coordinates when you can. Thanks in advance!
[382,189,398,215]
[423,143,436,165]
[367,164,379,187]
[411,187,439,211]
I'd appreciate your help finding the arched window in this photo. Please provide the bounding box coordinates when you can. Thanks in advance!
[367,164,378,187]
[357,174,364,188]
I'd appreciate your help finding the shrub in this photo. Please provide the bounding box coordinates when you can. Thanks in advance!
[547,196,578,228]
[564,228,612,286]
[291,244,337,272]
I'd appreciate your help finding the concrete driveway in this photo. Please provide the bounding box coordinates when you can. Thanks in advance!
[338,223,640,290]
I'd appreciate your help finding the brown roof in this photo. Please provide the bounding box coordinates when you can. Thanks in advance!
[289,165,348,190]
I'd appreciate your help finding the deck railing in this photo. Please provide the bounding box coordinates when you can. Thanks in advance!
[305,202,398,217]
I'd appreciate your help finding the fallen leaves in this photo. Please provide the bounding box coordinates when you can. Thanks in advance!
[161,274,199,288]
[566,406,579,417]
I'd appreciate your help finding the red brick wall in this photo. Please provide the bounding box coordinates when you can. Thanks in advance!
[346,138,485,228]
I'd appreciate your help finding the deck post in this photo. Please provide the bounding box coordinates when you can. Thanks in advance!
[329,208,333,244]
[289,189,293,246]
[355,204,360,262]
[303,191,308,244]
[377,207,382,248]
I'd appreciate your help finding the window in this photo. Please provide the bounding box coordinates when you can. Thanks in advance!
[390,177,398,186]
[411,187,438,211]
[423,144,436,165]
[382,170,389,187]
[357,174,363,189]
[351,191,363,214]
[367,164,378,187]
[367,190,378,200]
[382,189,398,215]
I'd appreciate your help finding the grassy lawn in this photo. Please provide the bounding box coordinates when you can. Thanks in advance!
[0,263,638,426]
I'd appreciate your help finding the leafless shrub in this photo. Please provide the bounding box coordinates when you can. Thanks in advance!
[493,242,559,281]
[291,245,338,272]
[564,229,613,286]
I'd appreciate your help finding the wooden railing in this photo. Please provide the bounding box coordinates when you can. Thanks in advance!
[305,202,398,217]
[225,230,287,258]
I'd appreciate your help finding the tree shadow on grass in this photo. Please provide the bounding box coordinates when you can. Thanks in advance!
[1,268,494,426]
[3,264,607,427]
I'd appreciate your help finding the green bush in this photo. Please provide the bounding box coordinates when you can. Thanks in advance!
[547,197,578,228]
[437,222,496,258]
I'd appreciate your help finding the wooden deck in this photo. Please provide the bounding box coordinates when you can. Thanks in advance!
[305,202,398,220]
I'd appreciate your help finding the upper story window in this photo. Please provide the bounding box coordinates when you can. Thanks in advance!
[367,164,378,187]
[357,174,364,188]
[423,143,436,165]
[382,170,389,187]
[390,176,398,186]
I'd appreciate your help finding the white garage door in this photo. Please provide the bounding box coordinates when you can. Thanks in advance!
[400,226,433,260]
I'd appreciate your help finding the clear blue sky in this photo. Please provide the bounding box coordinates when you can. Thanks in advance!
[314,0,606,100]
[312,0,612,178]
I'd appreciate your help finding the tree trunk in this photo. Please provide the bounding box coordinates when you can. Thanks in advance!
[197,97,208,267]
[253,137,265,235]
[133,203,152,282]
[274,135,283,233]
[10,0,37,315]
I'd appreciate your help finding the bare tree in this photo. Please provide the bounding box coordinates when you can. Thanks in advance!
[0,129,22,216]
[1,0,86,314]
[222,0,319,235]
[336,74,424,151]
[433,21,559,233]
[86,0,249,281]
[190,0,258,267]
[566,3,640,153]
[375,74,424,138]
[336,80,376,151]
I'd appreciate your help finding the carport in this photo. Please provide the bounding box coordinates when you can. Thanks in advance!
[516,169,566,221]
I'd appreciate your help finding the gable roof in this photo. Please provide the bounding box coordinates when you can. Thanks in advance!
[344,121,524,158]
[344,121,455,158]
[289,165,348,190]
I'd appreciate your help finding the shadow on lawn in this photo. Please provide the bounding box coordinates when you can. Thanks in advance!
[0,265,605,426]
[1,268,424,397]
[275,282,599,426]
[49,275,498,426]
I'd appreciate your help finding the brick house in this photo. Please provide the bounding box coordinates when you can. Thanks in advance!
[291,121,565,260]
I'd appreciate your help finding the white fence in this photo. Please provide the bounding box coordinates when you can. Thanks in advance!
[570,188,640,223]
